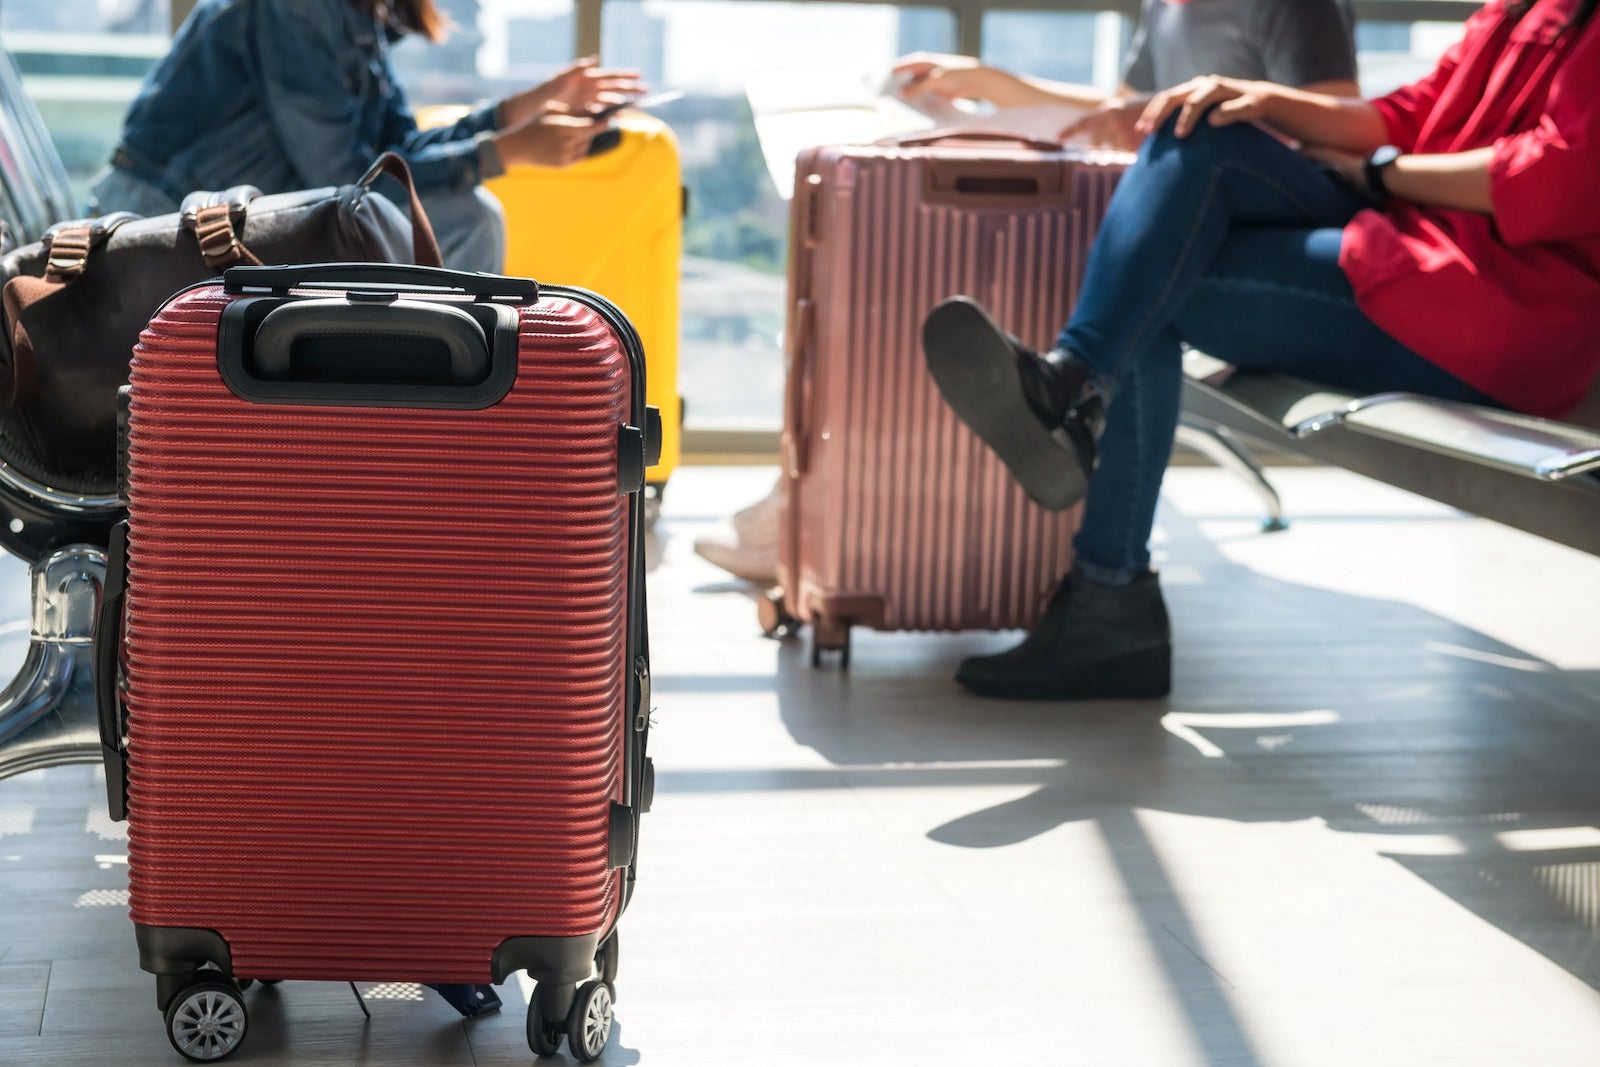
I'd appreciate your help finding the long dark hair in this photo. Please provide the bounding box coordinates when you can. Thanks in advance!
[353,0,449,42]
[1509,0,1600,30]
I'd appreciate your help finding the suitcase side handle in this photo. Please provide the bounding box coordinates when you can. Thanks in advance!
[95,521,129,822]
[224,262,539,301]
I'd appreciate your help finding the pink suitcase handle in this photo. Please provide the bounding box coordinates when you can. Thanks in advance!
[894,129,1064,153]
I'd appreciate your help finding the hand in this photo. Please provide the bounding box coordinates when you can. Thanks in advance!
[500,57,645,129]
[1059,97,1145,152]
[1137,75,1276,138]
[891,51,1013,106]
[492,104,602,169]
[1300,145,1369,193]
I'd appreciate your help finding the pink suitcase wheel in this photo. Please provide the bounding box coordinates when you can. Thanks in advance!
[810,617,851,670]
[758,592,799,639]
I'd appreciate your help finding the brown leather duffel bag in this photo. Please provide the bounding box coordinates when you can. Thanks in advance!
[0,153,443,496]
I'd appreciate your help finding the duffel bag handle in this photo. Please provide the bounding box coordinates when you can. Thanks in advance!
[224,262,539,300]
[356,152,445,268]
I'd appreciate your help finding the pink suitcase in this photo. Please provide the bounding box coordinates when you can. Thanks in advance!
[763,132,1127,667]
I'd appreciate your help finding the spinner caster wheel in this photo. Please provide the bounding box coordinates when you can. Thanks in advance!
[810,618,851,670]
[164,976,248,1062]
[758,591,799,639]
[567,979,615,1063]
[526,982,567,1058]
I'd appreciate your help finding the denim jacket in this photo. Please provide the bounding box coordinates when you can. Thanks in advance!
[112,0,501,200]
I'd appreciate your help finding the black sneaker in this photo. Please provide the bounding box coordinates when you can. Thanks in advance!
[956,569,1171,701]
[922,297,1097,512]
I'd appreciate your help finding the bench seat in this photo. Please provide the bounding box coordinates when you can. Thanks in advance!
[1181,353,1600,558]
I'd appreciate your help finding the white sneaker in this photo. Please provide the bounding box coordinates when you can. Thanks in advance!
[692,536,779,585]
[730,477,783,544]
[694,477,785,584]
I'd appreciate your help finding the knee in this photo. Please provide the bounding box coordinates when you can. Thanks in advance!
[471,187,508,273]
[429,185,506,273]
[1143,111,1262,169]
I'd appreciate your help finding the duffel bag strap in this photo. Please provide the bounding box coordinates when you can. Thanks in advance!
[41,213,139,281]
[186,203,264,270]
[1,274,50,405]
[356,152,445,268]
[5,213,139,405]
[180,185,265,271]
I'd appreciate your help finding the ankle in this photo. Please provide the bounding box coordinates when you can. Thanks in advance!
[1072,560,1149,587]
[1043,348,1112,405]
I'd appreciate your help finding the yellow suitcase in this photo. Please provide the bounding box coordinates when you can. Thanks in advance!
[419,108,684,498]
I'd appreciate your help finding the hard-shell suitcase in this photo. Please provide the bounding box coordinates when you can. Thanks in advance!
[421,107,685,506]
[95,262,657,1063]
[764,132,1127,666]
[490,113,684,505]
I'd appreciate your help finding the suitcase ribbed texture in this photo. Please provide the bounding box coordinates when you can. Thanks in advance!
[123,286,630,982]
[786,145,1124,633]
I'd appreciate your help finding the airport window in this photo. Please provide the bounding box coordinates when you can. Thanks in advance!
[1356,20,1464,96]
[980,9,1131,92]
[0,0,1481,433]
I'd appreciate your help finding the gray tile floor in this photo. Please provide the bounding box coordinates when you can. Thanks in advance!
[2,464,1599,1065]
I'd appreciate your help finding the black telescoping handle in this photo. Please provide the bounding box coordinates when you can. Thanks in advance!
[95,521,129,822]
[224,262,539,301]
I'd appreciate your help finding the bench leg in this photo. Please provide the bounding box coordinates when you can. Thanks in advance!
[0,546,106,781]
[1175,419,1289,532]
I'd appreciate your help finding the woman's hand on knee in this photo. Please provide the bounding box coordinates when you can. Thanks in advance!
[1137,76,1274,139]
[492,105,603,169]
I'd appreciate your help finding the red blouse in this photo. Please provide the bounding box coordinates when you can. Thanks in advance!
[1338,0,1600,418]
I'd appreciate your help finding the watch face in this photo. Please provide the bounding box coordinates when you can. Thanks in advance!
[1372,146,1402,168]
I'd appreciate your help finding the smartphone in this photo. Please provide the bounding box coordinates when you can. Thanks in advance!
[586,127,624,157]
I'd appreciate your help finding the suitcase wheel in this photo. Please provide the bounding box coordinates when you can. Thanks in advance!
[527,981,571,1058]
[164,974,248,1062]
[568,980,615,1063]
[810,617,851,671]
[758,591,800,640]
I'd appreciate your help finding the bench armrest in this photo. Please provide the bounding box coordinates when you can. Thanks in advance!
[1295,394,1600,482]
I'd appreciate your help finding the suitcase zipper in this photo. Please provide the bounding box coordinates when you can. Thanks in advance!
[633,656,650,733]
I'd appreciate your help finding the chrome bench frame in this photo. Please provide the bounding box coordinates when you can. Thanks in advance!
[0,463,120,780]
[1180,355,1600,559]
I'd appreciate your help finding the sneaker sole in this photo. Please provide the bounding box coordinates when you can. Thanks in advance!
[956,645,1172,701]
[921,298,1087,512]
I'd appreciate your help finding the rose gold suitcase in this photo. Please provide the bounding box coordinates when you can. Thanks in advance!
[762,133,1127,667]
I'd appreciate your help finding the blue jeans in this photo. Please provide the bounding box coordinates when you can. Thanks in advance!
[1058,120,1491,585]
[88,167,506,274]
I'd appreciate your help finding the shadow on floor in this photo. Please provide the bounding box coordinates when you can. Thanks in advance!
[725,500,1600,1067]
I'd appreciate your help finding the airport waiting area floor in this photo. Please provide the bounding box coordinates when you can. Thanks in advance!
[3,464,1600,1065]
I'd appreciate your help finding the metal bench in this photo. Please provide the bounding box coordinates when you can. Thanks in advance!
[1181,353,1600,559]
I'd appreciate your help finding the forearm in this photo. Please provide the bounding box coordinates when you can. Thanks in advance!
[1012,75,1110,110]
[1385,147,1494,214]
[1260,87,1389,153]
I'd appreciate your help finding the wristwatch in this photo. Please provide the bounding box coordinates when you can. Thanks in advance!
[1364,145,1402,200]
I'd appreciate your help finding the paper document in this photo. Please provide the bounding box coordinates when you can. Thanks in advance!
[745,66,1091,198]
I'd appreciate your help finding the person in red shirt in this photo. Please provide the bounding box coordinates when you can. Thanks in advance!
[921,0,1600,701]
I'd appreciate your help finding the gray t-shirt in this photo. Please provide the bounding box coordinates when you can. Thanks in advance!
[1122,0,1357,93]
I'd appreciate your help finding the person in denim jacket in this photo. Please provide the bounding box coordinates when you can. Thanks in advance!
[89,0,642,271]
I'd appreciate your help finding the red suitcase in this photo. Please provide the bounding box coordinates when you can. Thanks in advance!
[764,133,1127,666]
[95,262,656,1063]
